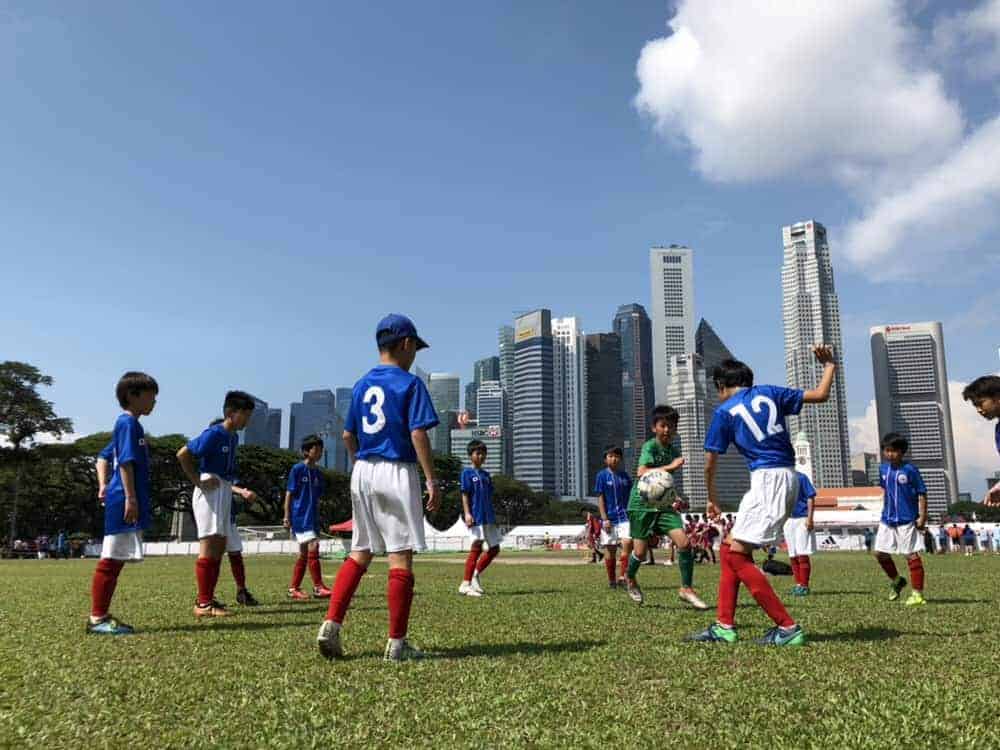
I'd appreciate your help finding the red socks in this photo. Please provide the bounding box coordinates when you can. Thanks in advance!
[716,543,739,627]
[326,557,365,623]
[463,544,482,582]
[907,556,924,591]
[307,549,324,587]
[604,554,616,583]
[728,549,794,628]
[877,554,899,580]
[387,568,415,639]
[228,552,246,590]
[619,552,628,579]
[476,546,499,574]
[799,556,811,587]
[195,557,217,606]
[90,558,125,618]
[290,557,307,589]
[790,555,801,583]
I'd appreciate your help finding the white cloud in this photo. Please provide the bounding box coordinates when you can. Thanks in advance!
[634,1,962,185]
[0,432,79,449]
[933,0,1000,78]
[849,398,879,455]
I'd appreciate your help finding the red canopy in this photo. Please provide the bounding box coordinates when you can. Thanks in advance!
[328,520,353,534]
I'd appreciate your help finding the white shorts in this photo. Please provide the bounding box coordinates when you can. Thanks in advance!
[101,531,144,562]
[192,474,233,539]
[294,530,318,545]
[468,523,502,548]
[731,467,798,547]
[350,458,425,554]
[599,520,632,546]
[783,516,816,557]
[226,516,243,553]
[875,522,924,555]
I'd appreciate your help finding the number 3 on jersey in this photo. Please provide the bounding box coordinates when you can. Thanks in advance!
[729,396,783,442]
[362,386,386,434]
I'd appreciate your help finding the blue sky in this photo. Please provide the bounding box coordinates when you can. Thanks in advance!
[3,2,999,490]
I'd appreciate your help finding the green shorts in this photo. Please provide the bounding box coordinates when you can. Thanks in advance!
[627,508,683,541]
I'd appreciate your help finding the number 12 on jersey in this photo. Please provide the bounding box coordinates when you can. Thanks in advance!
[729,395,783,442]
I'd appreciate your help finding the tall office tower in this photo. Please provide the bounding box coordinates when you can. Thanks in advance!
[316,415,348,472]
[613,303,654,473]
[553,316,587,499]
[335,387,353,422]
[464,355,501,418]
[584,333,623,487]
[650,245,695,404]
[476,380,504,428]
[450,426,504,475]
[695,318,734,377]
[428,373,461,413]
[498,325,516,474]
[870,322,959,518]
[464,381,477,418]
[265,408,282,449]
[513,310,556,494]
[430,410,458,455]
[664,354,712,509]
[288,389,337,451]
[782,220,850,487]
[242,395,277,448]
[850,452,880,487]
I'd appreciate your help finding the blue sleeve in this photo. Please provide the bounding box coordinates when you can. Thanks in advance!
[408,378,440,431]
[800,474,816,499]
[115,418,140,465]
[460,469,473,494]
[773,386,804,416]
[910,466,927,494]
[99,441,114,461]
[286,464,301,492]
[878,463,887,490]
[186,428,217,458]
[704,409,732,453]
[592,470,606,496]
[344,389,358,435]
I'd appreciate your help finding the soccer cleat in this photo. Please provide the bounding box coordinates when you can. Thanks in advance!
[627,582,644,605]
[608,580,618,590]
[904,591,927,607]
[194,599,232,618]
[86,615,135,636]
[312,585,333,599]
[686,623,738,644]
[889,576,907,601]
[287,588,310,601]
[756,625,806,646]
[470,574,485,595]
[679,588,709,610]
[384,638,425,662]
[317,620,344,659]
[790,585,810,596]
[236,588,259,606]
[665,559,673,566]
[458,581,471,595]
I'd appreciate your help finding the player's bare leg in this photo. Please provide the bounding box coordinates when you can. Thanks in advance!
[669,528,707,610]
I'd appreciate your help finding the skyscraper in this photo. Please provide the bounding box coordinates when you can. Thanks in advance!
[498,325,516,475]
[316,414,348,472]
[428,373,461,413]
[450,426,503,475]
[649,246,695,404]
[335,387,353,422]
[288,389,337,451]
[476,380,504,428]
[695,318,734,376]
[870,322,958,518]
[464,356,500,418]
[266,408,282,449]
[553,317,587,498]
[613,303,654,473]
[584,333,623,487]
[513,310,555,494]
[664,354,711,509]
[782,221,850,488]
[242,395,280,449]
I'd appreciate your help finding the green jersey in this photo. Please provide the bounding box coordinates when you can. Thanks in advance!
[628,438,680,510]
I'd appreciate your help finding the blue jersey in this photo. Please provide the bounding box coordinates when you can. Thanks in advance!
[593,468,631,525]
[704,385,804,471]
[186,424,239,482]
[98,441,113,462]
[879,462,926,526]
[345,365,439,463]
[104,414,152,535]
[789,472,816,518]
[287,462,325,534]
[995,422,1000,456]
[461,467,495,525]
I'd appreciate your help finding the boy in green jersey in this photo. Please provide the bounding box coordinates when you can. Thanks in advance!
[625,405,709,610]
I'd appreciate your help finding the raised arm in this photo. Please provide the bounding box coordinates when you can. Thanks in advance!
[803,345,838,403]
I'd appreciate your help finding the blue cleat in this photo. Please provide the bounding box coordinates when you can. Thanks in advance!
[686,623,738,644]
[86,616,135,636]
[756,624,806,646]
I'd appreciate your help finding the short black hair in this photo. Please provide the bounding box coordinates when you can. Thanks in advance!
[712,359,754,390]
[209,417,224,426]
[962,376,1000,403]
[223,390,256,414]
[377,337,409,354]
[881,432,909,453]
[300,434,324,453]
[603,445,622,457]
[651,404,679,427]
[115,371,159,409]
[467,439,487,456]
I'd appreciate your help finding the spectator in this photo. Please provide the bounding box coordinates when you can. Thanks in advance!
[56,530,68,559]
[993,524,1000,556]
[937,525,949,554]
[863,527,874,553]
[962,524,977,556]
[948,523,962,553]
[923,526,935,554]
[978,525,992,553]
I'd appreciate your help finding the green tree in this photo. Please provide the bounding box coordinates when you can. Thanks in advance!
[0,362,74,541]
[491,475,545,527]
[946,501,1000,522]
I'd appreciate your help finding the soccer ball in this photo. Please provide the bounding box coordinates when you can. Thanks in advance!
[638,469,676,509]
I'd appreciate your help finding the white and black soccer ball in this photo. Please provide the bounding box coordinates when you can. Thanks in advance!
[638,469,676,508]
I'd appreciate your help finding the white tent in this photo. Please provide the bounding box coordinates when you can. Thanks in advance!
[422,517,472,552]
[502,524,585,550]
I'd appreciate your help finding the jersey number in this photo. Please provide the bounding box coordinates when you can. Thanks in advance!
[729,396,783,442]
[362,386,386,435]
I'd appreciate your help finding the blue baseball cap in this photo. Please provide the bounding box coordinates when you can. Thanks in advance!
[375,313,429,350]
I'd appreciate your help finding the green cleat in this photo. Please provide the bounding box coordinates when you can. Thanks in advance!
[904,591,926,607]
[888,576,907,601]
[686,623,738,644]
[86,615,135,636]
[756,624,806,646]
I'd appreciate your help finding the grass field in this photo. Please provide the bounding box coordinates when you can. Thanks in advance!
[2,552,1000,748]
